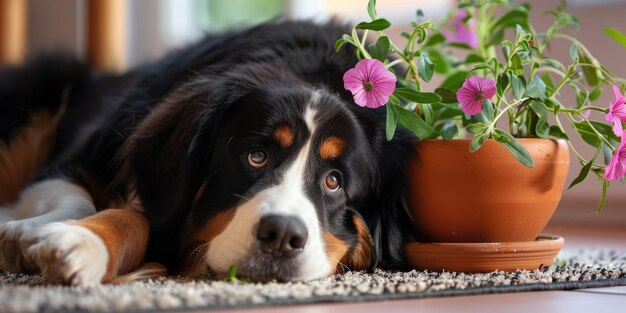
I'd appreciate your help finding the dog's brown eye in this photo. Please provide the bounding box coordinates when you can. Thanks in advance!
[323,172,340,192]
[248,150,268,168]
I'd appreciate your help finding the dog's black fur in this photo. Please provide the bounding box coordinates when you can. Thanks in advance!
[0,21,417,272]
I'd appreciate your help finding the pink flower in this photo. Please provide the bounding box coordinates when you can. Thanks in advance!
[444,10,478,49]
[606,85,626,136]
[343,59,396,108]
[457,76,496,115]
[605,134,626,181]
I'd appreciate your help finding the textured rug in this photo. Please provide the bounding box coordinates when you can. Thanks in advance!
[1,250,625,313]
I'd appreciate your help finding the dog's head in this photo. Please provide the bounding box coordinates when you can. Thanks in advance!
[120,49,415,281]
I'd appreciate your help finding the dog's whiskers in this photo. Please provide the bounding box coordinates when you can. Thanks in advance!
[328,257,351,273]
[185,242,208,275]
[233,193,252,202]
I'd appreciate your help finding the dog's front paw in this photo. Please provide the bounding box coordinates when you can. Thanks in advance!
[21,222,109,286]
[0,221,38,272]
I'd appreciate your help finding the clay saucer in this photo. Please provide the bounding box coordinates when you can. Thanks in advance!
[404,235,564,273]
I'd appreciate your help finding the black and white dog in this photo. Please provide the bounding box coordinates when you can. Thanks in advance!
[0,21,417,286]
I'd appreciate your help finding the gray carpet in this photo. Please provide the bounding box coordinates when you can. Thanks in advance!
[1,250,625,313]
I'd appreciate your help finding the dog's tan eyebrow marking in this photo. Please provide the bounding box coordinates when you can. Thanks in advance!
[274,124,294,148]
[319,136,346,160]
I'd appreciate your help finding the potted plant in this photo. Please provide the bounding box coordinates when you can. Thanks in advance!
[337,0,626,272]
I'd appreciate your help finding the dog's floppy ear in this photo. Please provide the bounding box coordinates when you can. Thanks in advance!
[358,123,418,270]
[117,84,214,231]
[340,210,377,272]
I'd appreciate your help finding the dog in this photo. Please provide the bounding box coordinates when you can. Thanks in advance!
[0,21,417,286]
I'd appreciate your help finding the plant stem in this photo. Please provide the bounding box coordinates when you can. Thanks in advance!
[352,28,372,59]
[579,114,617,151]
[387,39,421,90]
[534,67,566,78]
[360,30,369,47]
[386,59,404,69]
[554,112,586,162]
[556,106,609,114]
[549,66,574,98]
[577,63,620,86]
[491,97,528,130]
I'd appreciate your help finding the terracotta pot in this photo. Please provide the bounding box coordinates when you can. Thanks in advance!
[408,139,570,243]
[404,235,565,273]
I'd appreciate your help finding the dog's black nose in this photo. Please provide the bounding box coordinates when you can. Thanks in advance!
[257,215,308,258]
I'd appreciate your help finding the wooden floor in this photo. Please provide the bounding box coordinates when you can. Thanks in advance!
[200,224,626,313]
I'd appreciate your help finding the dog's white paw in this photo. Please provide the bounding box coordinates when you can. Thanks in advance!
[0,220,37,272]
[22,222,108,286]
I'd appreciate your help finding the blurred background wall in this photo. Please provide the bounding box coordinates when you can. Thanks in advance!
[1,0,625,227]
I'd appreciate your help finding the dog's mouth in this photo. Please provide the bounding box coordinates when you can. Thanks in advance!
[229,252,303,282]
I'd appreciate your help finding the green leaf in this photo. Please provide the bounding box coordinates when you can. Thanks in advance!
[598,179,609,213]
[497,73,509,98]
[335,38,346,52]
[568,151,597,190]
[356,19,391,31]
[448,42,473,49]
[419,103,435,125]
[482,99,494,121]
[489,7,530,46]
[441,71,469,91]
[572,121,619,147]
[569,43,579,62]
[416,9,424,20]
[549,125,569,140]
[541,73,555,90]
[440,120,458,140]
[501,45,511,60]
[511,53,523,76]
[524,76,547,99]
[466,122,489,134]
[465,54,485,64]
[604,27,626,49]
[228,265,237,279]
[427,50,450,74]
[491,130,510,143]
[575,89,589,109]
[395,88,442,103]
[527,100,549,137]
[385,102,398,141]
[396,106,437,139]
[367,0,377,20]
[589,87,602,102]
[424,33,446,47]
[385,103,398,141]
[510,73,527,100]
[469,130,490,153]
[579,51,600,87]
[432,102,463,120]
[493,129,535,168]
[434,87,458,103]
[368,36,390,61]
[418,53,435,82]
[490,6,530,33]
[470,64,491,72]
[601,142,613,165]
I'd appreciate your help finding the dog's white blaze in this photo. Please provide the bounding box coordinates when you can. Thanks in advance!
[207,94,333,280]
